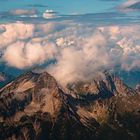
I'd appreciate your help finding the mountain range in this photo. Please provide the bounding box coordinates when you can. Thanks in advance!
[0,71,140,140]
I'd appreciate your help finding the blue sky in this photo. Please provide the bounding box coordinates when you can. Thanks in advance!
[0,0,124,14]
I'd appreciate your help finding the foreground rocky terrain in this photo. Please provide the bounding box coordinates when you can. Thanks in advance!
[0,71,140,140]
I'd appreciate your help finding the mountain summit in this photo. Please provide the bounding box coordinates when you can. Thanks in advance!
[0,71,140,140]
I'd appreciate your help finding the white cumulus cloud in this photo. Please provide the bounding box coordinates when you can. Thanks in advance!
[0,21,140,86]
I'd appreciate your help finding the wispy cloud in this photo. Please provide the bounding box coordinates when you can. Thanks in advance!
[28,4,48,8]
[10,9,36,15]
[9,9,38,18]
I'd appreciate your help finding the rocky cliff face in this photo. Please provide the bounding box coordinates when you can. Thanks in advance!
[0,71,140,140]
[0,71,99,140]
[68,71,137,97]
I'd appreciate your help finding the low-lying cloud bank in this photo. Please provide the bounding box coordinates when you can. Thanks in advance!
[0,21,140,85]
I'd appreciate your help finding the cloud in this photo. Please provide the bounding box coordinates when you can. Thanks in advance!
[0,23,34,48]
[42,10,59,19]
[28,4,48,8]
[0,21,140,86]
[3,41,56,69]
[0,9,39,18]
[118,0,140,12]
[10,9,38,17]
[48,32,112,85]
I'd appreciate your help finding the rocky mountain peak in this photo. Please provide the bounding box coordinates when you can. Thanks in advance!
[68,71,137,99]
[0,71,64,121]
[0,71,140,140]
